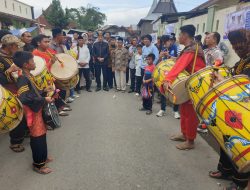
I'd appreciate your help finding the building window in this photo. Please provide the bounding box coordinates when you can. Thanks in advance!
[197,24,199,34]
[216,20,220,31]
[19,6,22,13]
[4,0,7,8]
[12,3,15,11]
[203,23,206,33]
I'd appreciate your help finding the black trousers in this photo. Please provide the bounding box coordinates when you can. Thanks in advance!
[30,134,47,169]
[143,96,153,110]
[55,90,66,109]
[107,67,116,88]
[218,148,250,188]
[76,68,92,90]
[126,67,129,83]
[130,68,136,91]
[95,64,108,88]
[9,118,26,145]
[89,60,95,78]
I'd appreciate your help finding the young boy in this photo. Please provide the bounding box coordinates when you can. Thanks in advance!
[135,44,143,96]
[13,51,54,174]
[139,53,155,115]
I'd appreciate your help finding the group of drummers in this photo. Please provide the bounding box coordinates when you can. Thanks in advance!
[0,28,82,174]
[154,25,250,190]
[0,23,250,189]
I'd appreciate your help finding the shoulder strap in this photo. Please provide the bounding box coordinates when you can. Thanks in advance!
[191,43,199,74]
[76,45,80,60]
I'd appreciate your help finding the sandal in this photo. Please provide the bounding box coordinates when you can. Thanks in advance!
[223,183,242,190]
[9,144,25,153]
[209,170,232,180]
[176,142,194,150]
[170,134,186,142]
[33,166,52,175]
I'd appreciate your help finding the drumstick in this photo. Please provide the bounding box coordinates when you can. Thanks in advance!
[47,51,64,68]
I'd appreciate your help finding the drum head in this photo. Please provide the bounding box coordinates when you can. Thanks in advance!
[50,53,78,80]
[171,77,190,104]
[31,56,46,76]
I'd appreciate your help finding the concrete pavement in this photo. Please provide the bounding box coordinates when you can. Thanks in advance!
[0,88,228,190]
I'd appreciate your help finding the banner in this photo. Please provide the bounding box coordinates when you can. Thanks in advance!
[225,6,250,38]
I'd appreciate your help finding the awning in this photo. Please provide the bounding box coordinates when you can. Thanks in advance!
[10,26,37,36]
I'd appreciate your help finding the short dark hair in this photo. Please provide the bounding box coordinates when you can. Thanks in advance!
[161,35,170,43]
[13,51,33,68]
[31,34,49,48]
[180,25,196,38]
[228,29,250,45]
[144,34,152,42]
[136,44,143,48]
[147,53,155,61]
[195,35,202,42]
[0,30,11,41]
[212,32,221,45]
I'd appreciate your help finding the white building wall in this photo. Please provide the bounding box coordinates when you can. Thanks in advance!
[0,0,33,20]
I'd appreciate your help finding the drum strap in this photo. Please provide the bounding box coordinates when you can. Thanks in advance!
[76,45,80,60]
[191,43,199,74]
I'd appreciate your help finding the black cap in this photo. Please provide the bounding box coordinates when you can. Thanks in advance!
[52,28,63,38]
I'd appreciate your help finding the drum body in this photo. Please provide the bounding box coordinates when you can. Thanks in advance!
[31,56,54,90]
[0,86,23,134]
[186,66,231,108]
[197,75,250,173]
[50,53,79,90]
[153,59,190,104]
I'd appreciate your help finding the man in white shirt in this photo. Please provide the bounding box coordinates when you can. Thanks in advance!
[73,35,92,93]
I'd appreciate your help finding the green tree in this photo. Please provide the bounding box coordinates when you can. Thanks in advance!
[44,0,69,28]
[67,5,106,30]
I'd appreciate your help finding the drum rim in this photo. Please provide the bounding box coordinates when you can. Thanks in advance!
[196,74,250,116]
[0,88,24,134]
[50,53,78,80]
[185,66,229,88]
[47,103,61,128]
[31,56,47,76]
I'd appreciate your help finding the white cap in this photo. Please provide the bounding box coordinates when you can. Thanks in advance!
[19,28,28,37]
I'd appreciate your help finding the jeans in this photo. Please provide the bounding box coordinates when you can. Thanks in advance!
[126,66,129,83]
[173,104,179,112]
[76,68,92,90]
[70,89,74,97]
[95,64,108,88]
[161,94,166,111]
[130,68,136,91]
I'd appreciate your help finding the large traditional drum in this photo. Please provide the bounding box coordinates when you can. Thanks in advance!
[186,66,231,108]
[50,53,79,90]
[153,59,190,104]
[197,75,250,173]
[31,56,54,90]
[0,86,23,134]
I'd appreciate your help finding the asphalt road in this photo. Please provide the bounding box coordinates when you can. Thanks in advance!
[0,88,228,190]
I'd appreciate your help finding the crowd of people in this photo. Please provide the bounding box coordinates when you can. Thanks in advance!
[0,23,250,190]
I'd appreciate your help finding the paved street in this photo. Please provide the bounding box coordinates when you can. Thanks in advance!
[0,89,227,190]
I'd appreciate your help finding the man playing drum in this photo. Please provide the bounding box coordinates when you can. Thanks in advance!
[0,33,27,153]
[209,29,250,190]
[163,25,206,150]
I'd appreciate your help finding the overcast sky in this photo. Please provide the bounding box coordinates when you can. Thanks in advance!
[21,0,207,26]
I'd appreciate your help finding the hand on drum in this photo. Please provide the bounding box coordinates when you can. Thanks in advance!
[45,86,54,93]
[163,81,172,92]
[210,71,225,86]
[45,97,54,103]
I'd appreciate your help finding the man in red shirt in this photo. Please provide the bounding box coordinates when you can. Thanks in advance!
[163,25,206,150]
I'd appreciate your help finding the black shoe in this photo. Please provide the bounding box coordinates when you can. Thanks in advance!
[96,87,101,92]
[128,90,134,93]
[103,87,109,91]
[87,89,92,92]
[76,90,81,94]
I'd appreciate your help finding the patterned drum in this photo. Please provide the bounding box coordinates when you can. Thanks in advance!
[50,53,79,90]
[186,66,231,108]
[31,56,54,90]
[197,75,250,173]
[153,59,190,104]
[0,86,23,134]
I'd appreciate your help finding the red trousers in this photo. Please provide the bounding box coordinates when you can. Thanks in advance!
[180,101,199,141]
